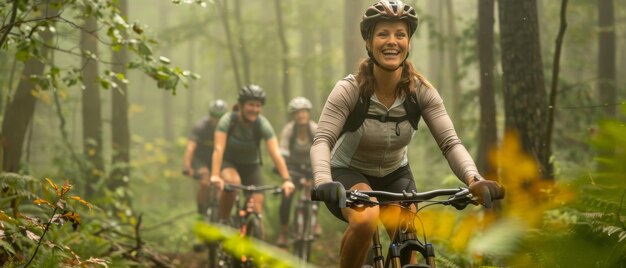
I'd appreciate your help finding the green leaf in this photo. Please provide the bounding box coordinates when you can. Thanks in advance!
[137,42,152,57]
[16,50,30,62]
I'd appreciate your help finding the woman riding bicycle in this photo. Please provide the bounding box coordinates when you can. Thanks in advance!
[276,97,318,247]
[183,99,228,218]
[210,85,295,225]
[310,1,504,267]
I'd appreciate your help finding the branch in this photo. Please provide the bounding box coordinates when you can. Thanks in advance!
[545,0,568,169]
[52,89,89,176]
[24,206,59,268]
[0,0,19,49]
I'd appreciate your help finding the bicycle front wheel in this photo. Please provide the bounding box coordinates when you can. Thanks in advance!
[245,215,263,239]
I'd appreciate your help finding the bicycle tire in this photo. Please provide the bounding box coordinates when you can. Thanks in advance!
[207,243,218,268]
[245,214,263,239]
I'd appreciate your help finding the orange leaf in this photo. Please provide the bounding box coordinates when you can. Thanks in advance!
[63,211,81,225]
[46,178,61,196]
[33,198,52,207]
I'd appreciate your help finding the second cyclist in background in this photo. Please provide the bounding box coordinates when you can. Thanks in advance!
[276,97,319,247]
[183,99,228,218]
[210,85,295,231]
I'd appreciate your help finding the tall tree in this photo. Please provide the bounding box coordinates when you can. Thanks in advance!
[427,0,445,87]
[81,14,104,197]
[476,0,497,176]
[160,1,174,141]
[444,0,461,127]
[318,3,334,114]
[598,0,616,118]
[1,2,59,173]
[186,38,196,130]
[344,0,366,75]
[299,0,318,115]
[110,0,130,192]
[498,0,552,179]
[234,0,251,85]
[215,0,243,89]
[274,0,291,110]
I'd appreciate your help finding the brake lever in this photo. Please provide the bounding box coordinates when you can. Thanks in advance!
[346,191,378,207]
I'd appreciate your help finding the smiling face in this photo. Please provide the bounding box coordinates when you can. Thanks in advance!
[240,100,262,122]
[292,109,310,125]
[367,20,410,70]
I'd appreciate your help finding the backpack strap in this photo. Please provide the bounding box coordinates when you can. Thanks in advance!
[341,94,370,136]
[340,90,421,136]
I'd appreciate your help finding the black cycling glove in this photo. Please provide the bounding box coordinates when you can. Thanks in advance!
[313,181,346,208]
[469,178,505,209]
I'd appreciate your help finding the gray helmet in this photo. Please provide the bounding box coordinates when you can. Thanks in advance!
[238,84,266,105]
[288,97,312,114]
[360,0,419,40]
[209,99,228,117]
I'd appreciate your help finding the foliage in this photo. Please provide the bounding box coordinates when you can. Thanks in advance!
[194,221,306,267]
[0,0,197,95]
[0,174,185,267]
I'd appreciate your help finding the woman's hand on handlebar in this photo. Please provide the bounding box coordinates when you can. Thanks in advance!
[282,180,295,197]
[468,176,505,208]
[313,181,346,207]
[210,175,225,190]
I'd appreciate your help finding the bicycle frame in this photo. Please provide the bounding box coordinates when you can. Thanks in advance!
[224,184,282,267]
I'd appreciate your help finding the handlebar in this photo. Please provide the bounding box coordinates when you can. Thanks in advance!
[224,183,283,195]
[312,186,477,210]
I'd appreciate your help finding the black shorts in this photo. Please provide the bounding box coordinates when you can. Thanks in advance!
[222,160,263,186]
[326,165,416,222]
[190,158,212,180]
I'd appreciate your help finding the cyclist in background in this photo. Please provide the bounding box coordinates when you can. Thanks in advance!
[310,1,504,267]
[210,85,295,225]
[276,97,318,247]
[184,99,228,217]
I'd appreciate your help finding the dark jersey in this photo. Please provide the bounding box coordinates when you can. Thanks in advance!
[189,116,216,165]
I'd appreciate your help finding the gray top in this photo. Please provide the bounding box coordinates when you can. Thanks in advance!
[310,74,479,186]
[279,121,318,166]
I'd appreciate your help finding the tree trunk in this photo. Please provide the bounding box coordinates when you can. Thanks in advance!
[444,0,461,129]
[1,2,58,173]
[344,0,366,75]
[110,0,131,192]
[598,0,616,118]
[274,0,291,111]
[299,0,318,116]
[318,13,334,116]
[427,0,445,91]
[81,15,105,197]
[216,0,242,90]
[234,0,251,85]
[498,0,552,179]
[476,0,497,177]
[160,1,174,141]
[186,39,196,130]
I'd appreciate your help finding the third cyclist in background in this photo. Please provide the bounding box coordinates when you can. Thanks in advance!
[276,97,319,248]
[183,99,228,219]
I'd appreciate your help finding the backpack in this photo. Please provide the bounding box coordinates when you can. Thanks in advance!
[341,86,422,136]
[227,112,264,164]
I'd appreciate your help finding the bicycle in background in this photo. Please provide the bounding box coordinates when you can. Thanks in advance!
[222,183,283,267]
[288,168,319,263]
[183,170,223,268]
